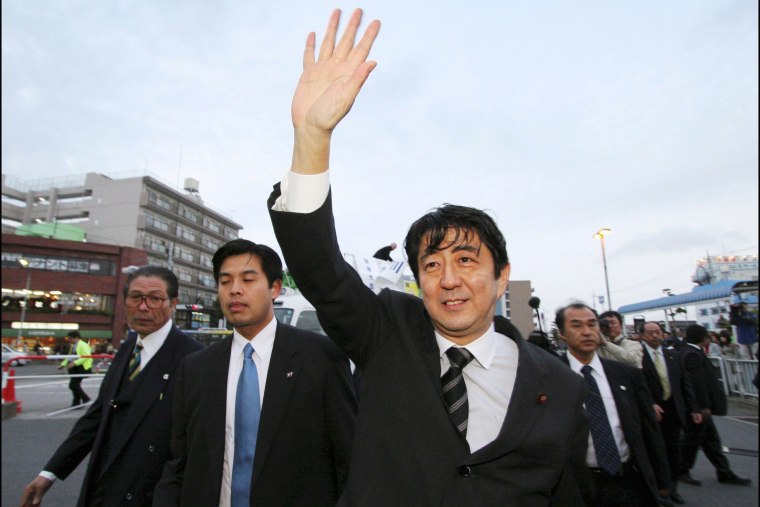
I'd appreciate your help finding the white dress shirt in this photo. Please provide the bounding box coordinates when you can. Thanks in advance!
[567,353,631,467]
[436,324,518,452]
[39,319,176,483]
[218,317,277,507]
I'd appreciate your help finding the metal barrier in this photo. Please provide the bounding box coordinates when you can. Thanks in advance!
[710,355,758,400]
[2,354,114,413]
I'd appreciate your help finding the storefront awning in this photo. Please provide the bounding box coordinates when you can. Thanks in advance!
[618,280,757,314]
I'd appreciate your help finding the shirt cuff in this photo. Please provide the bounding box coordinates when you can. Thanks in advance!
[271,170,330,213]
[39,471,58,482]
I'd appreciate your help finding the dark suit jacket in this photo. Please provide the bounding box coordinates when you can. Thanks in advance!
[153,322,356,506]
[43,326,204,507]
[269,188,590,506]
[641,344,697,427]
[679,344,727,416]
[561,355,671,502]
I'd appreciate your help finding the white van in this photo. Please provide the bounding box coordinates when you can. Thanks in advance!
[273,293,325,336]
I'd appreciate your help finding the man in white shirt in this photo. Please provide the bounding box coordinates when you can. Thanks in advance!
[557,303,671,506]
[154,239,356,507]
[20,266,204,507]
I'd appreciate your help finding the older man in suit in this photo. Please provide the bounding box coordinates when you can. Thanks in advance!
[20,266,204,507]
[557,304,672,506]
[154,239,356,507]
[640,321,701,505]
[268,9,589,505]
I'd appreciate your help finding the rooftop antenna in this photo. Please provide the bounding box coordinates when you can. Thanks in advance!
[177,146,183,189]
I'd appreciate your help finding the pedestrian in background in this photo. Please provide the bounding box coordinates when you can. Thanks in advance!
[677,324,751,488]
[58,331,92,408]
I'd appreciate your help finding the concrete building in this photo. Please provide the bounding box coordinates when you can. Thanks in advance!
[498,280,535,338]
[2,172,243,330]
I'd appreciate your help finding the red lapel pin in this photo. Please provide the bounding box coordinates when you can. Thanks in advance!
[537,393,548,404]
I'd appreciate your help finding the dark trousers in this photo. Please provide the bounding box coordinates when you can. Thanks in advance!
[589,462,650,507]
[659,399,682,485]
[680,415,731,476]
[68,364,91,406]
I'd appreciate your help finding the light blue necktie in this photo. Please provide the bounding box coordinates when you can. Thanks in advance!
[231,343,260,507]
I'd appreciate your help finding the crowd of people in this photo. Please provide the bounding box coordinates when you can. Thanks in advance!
[18,8,757,507]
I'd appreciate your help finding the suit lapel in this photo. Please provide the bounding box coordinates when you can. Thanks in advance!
[102,329,179,472]
[204,337,232,482]
[251,323,299,488]
[467,326,548,463]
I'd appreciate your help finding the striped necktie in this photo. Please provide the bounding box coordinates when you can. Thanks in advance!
[581,365,622,476]
[127,342,143,382]
[442,347,474,436]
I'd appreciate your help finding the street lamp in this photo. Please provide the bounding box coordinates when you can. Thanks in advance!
[593,228,612,311]
[17,258,31,345]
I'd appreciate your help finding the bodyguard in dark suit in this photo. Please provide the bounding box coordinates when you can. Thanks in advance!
[268,10,589,505]
[556,304,671,506]
[154,240,356,506]
[677,324,751,487]
[640,321,701,505]
[20,266,204,507]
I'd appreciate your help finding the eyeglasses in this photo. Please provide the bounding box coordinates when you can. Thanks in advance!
[125,294,168,309]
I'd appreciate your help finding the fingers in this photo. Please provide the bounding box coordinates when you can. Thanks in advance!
[303,32,316,69]
[317,8,341,61]
[333,8,363,60]
[347,19,381,67]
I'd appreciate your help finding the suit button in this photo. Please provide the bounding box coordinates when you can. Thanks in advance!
[125,493,134,501]
[148,445,156,453]
[457,466,471,477]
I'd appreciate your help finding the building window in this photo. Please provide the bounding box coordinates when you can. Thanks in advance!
[202,235,220,251]
[179,205,199,223]
[200,253,212,268]
[203,217,221,234]
[145,212,170,232]
[177,225,196,242]
[177,268,193,283]
[148,190,174,211]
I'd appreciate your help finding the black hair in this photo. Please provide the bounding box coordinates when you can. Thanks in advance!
[212,239,283,288]
[66,330,81,339]
[685,324,708,344]
[404,204,508,281]
[598,310,623,325]
[555,302,598,334]
[123,265,179,299]
[644,321,665,333]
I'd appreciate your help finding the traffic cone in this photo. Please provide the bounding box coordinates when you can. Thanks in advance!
[2,368,22,413]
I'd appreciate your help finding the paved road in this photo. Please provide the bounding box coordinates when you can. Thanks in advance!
[2,363,758,506]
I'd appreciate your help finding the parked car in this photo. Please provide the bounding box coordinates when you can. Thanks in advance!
[273,294,325,335]
[2,344,29,366]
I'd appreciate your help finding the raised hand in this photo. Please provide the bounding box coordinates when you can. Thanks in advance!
[291,8,380,174]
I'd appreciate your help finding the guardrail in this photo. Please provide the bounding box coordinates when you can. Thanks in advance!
[2,354,114,414]
[709,355,758,400]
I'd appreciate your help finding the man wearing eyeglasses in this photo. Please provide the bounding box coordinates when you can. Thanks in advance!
[20,266,204,507]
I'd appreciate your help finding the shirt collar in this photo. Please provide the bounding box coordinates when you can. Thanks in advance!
[567,351,603,376]
[643,342,661,356]
[435,323,496,369]
[137,319,173,357]
[231,316,277,362]
[686,342,702,351]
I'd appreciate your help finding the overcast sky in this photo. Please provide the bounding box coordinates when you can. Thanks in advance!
[3,0,758,321]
